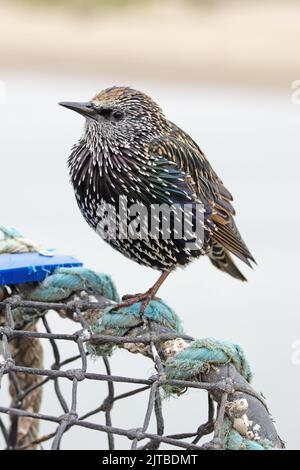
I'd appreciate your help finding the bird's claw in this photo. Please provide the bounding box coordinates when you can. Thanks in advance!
[111,291,161,315]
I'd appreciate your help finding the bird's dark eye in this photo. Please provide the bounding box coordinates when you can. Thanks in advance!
[98,108,112,119]
[112,110,124,121]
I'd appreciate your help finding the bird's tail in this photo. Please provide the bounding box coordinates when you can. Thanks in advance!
[208,242,247,281]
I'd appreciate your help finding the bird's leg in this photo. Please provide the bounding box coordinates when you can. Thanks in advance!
[139,270,171,314]
[113,271,171,314]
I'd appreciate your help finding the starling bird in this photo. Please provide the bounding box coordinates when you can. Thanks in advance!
[60,87,255,312]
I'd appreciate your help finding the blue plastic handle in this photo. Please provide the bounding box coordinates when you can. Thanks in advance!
[0,252,83,285]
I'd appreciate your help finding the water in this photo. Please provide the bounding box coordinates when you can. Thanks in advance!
[0,72,299,448]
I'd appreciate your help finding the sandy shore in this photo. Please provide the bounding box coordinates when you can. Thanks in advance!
[0,0,299,89]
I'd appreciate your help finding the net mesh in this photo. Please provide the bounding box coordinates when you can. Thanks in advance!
[0,297,261,450]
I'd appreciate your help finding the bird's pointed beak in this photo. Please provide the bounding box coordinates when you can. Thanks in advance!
[58,101,97,120]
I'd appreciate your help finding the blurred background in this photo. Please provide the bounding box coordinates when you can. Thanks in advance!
[0,0,300,450]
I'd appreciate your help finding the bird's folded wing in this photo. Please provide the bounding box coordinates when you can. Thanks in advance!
[149,135,255,266]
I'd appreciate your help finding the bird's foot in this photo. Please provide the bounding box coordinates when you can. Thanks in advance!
[112,289,160,315]
[122,293,161,302]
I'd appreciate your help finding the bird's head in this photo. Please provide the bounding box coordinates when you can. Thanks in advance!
[59,86,166,145]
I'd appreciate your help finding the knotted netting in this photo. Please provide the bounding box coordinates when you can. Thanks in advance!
[0,227,284,450]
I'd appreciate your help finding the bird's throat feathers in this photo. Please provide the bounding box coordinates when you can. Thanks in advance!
[68,111,171,185]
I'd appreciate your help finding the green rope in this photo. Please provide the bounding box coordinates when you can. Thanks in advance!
[0,226,23,238]
[11,267,119,328]
[87,299,183,356]
[0,225,41,254]
[27,267,119,303]
[165,337,252,383]
[163,338,282,450]
[220,418,279,450]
